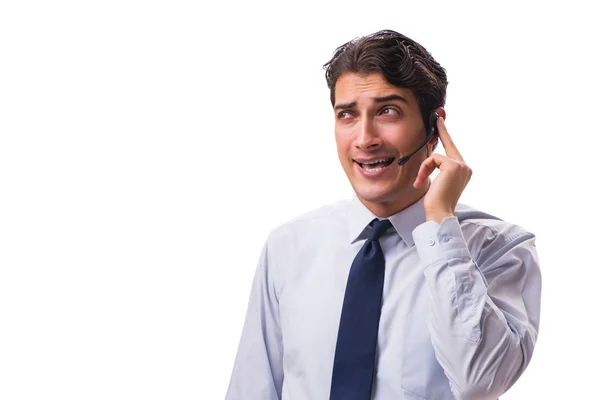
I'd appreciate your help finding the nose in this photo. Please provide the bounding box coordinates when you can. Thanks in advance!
[354,117,382,150]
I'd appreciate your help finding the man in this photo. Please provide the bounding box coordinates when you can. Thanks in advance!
[225,30,541,400]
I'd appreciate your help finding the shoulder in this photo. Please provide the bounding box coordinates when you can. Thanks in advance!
[259,199,352,292]
[265,198,351,246]
[455,202,535,241]
[454,202,537,263]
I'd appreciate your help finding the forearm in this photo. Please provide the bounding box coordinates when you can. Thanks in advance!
[424,260,529,399]
[413,217,540,399]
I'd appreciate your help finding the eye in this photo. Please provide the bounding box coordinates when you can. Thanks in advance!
[337,110,353,119]
[379,107,400,116]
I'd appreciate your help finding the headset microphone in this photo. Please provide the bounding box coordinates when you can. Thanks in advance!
[397,111,440,165]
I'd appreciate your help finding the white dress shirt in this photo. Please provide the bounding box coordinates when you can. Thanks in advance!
[226,194,541,400]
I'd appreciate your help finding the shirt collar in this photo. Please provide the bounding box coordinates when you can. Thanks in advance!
[347,194,427,247]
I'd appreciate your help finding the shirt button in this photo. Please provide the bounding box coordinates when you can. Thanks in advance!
[441,234,450,243]
[428,239,435,246]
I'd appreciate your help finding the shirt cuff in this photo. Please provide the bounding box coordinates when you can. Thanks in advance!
[412,216,471,267]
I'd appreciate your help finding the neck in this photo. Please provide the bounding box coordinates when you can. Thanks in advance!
[358,180,430,218]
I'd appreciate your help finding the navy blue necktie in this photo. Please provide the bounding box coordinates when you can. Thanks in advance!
[330,218,393,400]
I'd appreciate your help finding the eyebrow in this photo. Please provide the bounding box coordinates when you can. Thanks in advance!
[334,101,356,111]
[374,94,408,104]
[333,94,409,110]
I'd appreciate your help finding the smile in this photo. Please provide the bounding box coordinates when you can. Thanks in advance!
[354,157,395,176]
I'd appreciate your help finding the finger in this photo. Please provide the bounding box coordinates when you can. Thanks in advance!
[413,154,446,188]
[436,116,465,162]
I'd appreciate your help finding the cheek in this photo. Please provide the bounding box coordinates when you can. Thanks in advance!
[334,129,352,154]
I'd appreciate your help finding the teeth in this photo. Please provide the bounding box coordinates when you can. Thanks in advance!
[361,158,390,165]
[364,165,385,173]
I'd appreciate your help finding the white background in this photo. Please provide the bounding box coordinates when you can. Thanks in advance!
[1,0,598,398]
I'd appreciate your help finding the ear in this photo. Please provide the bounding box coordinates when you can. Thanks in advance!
[435,107,446,120]
[428,136,439,155]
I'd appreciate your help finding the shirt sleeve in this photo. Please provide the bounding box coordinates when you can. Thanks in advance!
[225,241,284,400]
[412,216,541,400]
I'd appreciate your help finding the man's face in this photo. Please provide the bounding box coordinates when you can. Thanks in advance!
[334,72,435,216]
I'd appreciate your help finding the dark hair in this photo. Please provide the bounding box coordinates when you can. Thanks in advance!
[323,30,448,130]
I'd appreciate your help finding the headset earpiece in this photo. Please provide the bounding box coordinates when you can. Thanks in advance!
[427,111,440,139]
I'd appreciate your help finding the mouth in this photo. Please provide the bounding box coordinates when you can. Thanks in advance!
[354,157,396,174]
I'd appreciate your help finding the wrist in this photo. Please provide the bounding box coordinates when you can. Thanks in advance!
[425,209,454,224]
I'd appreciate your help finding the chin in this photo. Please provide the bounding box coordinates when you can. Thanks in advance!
[354,184,398,204]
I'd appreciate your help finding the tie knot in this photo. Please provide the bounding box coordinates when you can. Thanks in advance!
[368,218,392,241]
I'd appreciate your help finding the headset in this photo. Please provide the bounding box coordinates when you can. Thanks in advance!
[397,111,440,165]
